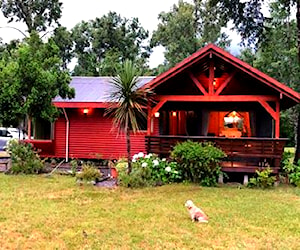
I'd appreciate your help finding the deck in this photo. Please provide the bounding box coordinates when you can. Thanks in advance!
[145,136,288,173]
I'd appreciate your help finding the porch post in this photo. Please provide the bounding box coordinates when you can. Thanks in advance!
[27,117,31,139]
[275,101,280,138]
[147,105,152,136]
[209,59,215,95]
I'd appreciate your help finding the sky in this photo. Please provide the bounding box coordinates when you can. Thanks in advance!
[0,0,241,68]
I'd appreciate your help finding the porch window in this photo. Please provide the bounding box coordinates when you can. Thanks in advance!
[208,111,251,138]
[221,111,244,137]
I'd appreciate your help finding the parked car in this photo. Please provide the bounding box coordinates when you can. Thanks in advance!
[0,128,13,151]
[0,127,25,151]
[7,127,25,140]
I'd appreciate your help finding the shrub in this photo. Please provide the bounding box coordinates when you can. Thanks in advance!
[170,141,226,186]
[282,160,300,187]
[70,159,78,176]
[247,167,276,188]
[117,152,182,188]
[6,140,44,174]
[76,164,102,183]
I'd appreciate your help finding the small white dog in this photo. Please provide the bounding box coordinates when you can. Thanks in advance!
[185,200,208,223]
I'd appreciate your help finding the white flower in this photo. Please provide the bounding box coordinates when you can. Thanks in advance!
[165,166,171,172]
[173,170,178,174]
[142,162,148,168]
[145,154,151,159]
[138,152,144,158]
[162,158,166,162]
[148,153,153,157]
[133,154,138,159]
[153,159,159,166]
[132,159,136,163]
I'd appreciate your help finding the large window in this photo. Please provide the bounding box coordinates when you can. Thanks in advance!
[33,118,53,140]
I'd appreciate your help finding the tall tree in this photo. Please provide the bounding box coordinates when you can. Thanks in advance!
[106,60,151,173]
[71,12,151,76]
[0,0,63,33]
[151,0,230,68]
[212,0,300,163]
[50,26,73,69]
[239,1,299,145]
[0,32,74,128]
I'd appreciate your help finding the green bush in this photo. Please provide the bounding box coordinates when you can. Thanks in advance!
[170,141,226,186]
[6,140,44,174]
[117,152,182,188]
[70,159,78,176]
[76,164,102,183]
[247,167,276,188]
[282,160,300,187]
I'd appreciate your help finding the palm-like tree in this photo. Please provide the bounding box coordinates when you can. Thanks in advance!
[106,60,151,173]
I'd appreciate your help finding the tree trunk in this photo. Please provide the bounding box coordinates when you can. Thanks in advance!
[294,0,300,164]
[126,126,132,173]
[295,111,300,164]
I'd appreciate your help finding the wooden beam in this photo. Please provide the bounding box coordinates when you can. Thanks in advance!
[275,101,280,138]
[156,95,278,102]
[209,60,214,95]
[215,71,237,95]
[27,118,31,140]
[258,100,277,120]
[151,100,167,115]
[147,105,151,136]
[188,72,208,95]
[212,51,300,103]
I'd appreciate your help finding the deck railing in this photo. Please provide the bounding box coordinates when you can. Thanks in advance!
[145,136,288,173]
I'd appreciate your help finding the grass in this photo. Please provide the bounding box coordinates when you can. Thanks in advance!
[0,175,299,249]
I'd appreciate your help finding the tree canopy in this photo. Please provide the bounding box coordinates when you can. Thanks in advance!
[71,12,151,76]
[0,0,63,33]
[0,32,74,126]
[151,0,230,68]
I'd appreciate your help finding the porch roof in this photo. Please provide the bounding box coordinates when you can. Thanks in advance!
[143,44,300,107]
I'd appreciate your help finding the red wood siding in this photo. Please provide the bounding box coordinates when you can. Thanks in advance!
[54,108,146,159]
[54,117,66,158]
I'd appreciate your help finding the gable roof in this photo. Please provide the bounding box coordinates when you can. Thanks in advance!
[53,76,155,108]
[143,43,300,104]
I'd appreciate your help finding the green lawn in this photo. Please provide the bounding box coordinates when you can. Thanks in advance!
[0,175,299,249]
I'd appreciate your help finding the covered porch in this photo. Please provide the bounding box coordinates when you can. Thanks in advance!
[145,100,285,173]
[143,44,300,173]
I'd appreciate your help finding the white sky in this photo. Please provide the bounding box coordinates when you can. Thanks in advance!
[0,0,241,68]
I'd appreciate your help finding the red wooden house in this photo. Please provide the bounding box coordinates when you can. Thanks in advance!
[28,44,300,174]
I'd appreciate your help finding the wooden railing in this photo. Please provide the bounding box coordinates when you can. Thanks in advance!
[145,136,288,173]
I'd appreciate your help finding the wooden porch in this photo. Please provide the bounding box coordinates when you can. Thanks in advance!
[145,136,287,173]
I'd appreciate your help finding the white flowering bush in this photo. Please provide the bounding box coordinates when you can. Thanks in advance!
[118,152,182,187]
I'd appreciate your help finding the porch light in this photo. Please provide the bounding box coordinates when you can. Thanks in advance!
[154,112,160,118]
[213,79,217,86]
[83,108,89,114]
[172,111,177,117]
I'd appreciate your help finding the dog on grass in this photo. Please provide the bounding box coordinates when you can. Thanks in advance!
[185,200,208,223]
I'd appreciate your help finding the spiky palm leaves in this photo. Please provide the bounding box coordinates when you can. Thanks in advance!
[106,60,151,173]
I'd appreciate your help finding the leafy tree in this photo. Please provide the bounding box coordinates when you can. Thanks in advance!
[151,0,230,67]
[212,0,300,162]
[0,32,74,128]
[106,60,151,173]
[71,12,151,76]
[50,26,73,69]
[0,0,63,33]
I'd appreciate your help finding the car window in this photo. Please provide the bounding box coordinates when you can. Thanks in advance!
[0,129,11,137]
